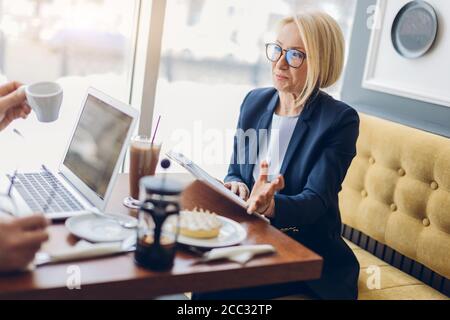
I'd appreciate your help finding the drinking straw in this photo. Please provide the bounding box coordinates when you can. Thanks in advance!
[151,115,161,145]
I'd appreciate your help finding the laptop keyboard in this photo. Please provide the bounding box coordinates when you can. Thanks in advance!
[8,171,85,213]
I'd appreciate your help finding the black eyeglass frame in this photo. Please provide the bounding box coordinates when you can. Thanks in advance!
[265,43,307,69]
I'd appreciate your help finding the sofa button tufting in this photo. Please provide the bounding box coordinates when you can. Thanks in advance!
[390,204,398,212]
[423,218,431,227]
[398,168,406,177]
[361,190,368,198]
[369,157,376,165]
[430,181,439,190]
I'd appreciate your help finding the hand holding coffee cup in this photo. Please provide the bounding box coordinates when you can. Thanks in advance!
[0,81,32,131]
[19,82,63,123]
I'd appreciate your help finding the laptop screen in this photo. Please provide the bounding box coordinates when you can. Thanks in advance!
[63,94,133,199]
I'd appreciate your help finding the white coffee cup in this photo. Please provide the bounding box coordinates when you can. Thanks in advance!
[20,82,63,123]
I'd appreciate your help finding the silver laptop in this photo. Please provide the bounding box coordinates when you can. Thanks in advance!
[1,87,139,220]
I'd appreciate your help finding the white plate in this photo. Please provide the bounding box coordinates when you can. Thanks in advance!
[65,213,136,243]
[176,216,247,248]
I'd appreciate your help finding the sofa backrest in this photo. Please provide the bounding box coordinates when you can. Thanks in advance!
[339,113,450,280]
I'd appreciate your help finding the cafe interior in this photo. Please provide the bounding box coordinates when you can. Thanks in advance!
[0,0,448,301]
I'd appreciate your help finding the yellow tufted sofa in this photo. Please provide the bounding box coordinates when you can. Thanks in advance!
[338,113,450,300]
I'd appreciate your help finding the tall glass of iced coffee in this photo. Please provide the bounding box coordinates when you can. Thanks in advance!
[124,135,161,209]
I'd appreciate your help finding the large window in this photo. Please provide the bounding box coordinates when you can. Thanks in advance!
[153,0,357,178]
[0,0,357,180]
[0,0,139,172]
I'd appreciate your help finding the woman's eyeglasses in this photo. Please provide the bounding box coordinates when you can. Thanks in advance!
[265,43,307,69]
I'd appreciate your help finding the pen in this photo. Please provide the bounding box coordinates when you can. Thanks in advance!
[253,212,271,224]
[245,202,270,223]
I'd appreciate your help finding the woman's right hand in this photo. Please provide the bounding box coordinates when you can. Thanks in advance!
[0,81,31,132]
[224,181,250,201]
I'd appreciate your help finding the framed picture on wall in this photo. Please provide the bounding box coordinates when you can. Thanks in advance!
[362,0,450,108]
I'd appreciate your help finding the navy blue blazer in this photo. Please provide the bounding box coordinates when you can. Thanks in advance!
[225,88,360,299]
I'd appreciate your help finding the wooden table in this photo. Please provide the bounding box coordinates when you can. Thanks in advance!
[0,174,322,299]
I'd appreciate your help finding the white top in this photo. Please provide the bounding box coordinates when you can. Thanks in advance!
[253,113,300,181]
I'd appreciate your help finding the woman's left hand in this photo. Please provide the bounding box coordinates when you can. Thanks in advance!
[247,161,285,218]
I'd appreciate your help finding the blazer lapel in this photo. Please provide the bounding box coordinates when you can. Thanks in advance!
[279,120,309,176]
[279,90,321,176]
[243,91,279,184]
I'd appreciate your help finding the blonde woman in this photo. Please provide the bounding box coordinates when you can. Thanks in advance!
[197,11,360,300]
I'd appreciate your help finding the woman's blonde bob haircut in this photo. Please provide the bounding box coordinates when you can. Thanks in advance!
[279,11,345,107]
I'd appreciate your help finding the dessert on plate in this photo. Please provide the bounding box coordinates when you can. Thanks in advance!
[178,208,223,239]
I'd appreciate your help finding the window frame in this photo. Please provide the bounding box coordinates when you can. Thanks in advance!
[130,0,167,137]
